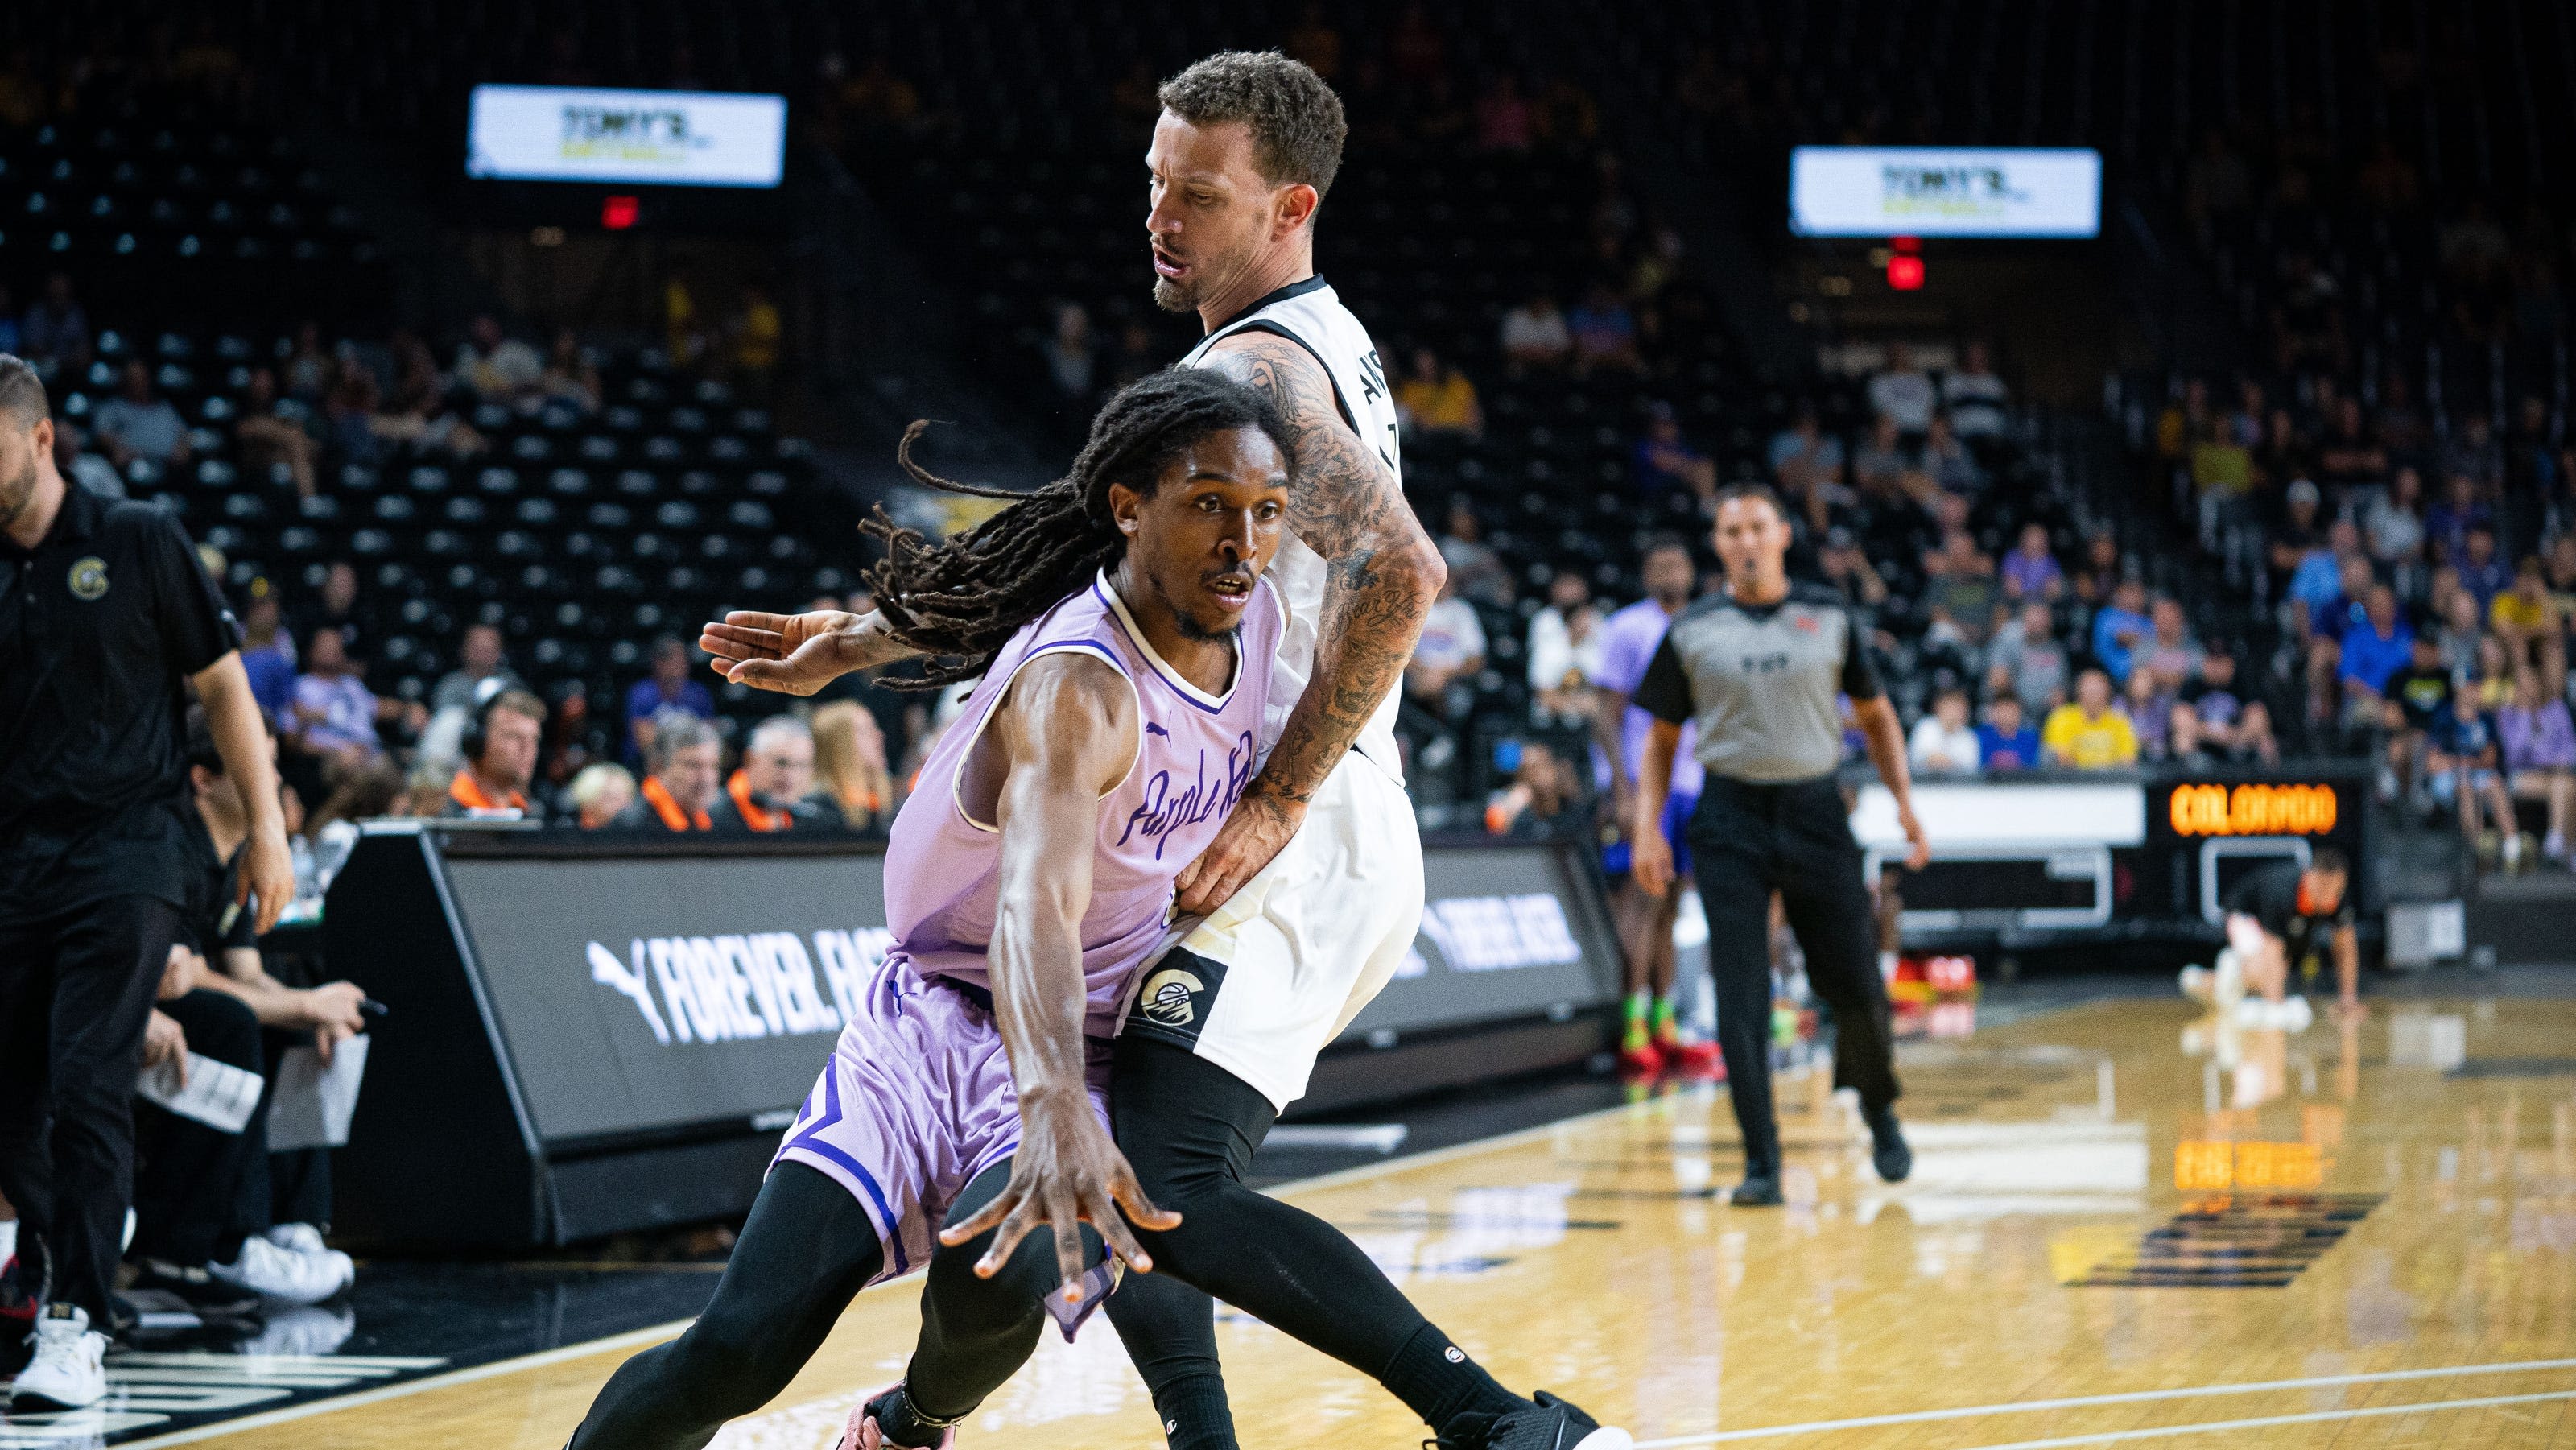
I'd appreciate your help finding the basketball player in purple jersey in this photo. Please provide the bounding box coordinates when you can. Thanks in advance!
[566,370,1293,1450]
[700,51,1628,1450]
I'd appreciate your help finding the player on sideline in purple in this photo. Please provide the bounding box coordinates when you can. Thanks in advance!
[564,368,1293,1450]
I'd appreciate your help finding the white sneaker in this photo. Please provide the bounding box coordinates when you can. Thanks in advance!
[208,1235,353,1306]
[265,1223,328,1257]
[11,1303,108,1411]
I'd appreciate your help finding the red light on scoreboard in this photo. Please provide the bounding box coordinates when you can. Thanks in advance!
[602,195,640,229]
[2168,783,2339,837]
[1886,254,1925,290]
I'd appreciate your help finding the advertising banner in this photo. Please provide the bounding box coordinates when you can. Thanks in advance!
[1790,147,2103,238]
[467,85,788,188]
[440,841,1616,1145]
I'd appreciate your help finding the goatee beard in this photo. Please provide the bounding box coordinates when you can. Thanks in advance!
[1151,278,1195,314]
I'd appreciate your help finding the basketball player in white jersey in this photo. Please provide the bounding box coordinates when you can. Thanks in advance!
[704,51,1627,1450]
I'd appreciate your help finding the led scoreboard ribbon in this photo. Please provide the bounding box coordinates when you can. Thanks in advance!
[2167,782,2339,837]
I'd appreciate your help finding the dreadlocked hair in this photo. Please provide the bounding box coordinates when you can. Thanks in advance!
[860,366,1291,690]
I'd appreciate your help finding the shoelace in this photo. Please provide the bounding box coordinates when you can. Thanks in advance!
[1422,1410,1506,1449]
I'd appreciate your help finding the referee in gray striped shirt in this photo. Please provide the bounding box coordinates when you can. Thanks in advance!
[1628,482,1929,1206]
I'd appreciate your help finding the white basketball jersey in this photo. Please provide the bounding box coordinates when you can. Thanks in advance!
[1180,276,1405,778]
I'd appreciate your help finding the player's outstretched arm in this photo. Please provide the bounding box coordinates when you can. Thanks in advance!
[1183,334,1444,912]
[700,608,926,695]
[936,655,1181,1298]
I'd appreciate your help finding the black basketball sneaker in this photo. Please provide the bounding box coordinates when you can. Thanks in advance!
[1428,1391,1633,1450]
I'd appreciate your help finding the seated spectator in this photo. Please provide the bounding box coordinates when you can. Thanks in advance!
[1818,527,1889,613]
[234,366,317,499]
[2000,523,2062,601]
[1977,694,2041,771]
[2438,412,2504,495]
[2457,524,2512,610]
[1499,291,1572,371]
[1393,347,1483,439]
[2043,667,2140,769]
[1919,415,1982,494]
[439,690,546,817]
[1989,601,2070,713]
[715,715,824,832]
[1768,404,1845,508]
[2120,666,2176,761]
[131,711,365,1311]
[811,700,894,831]
[2266,479,2330,601]
[1525,572,1606,718]
[1407,574,1488,708]
[1907,687,1980,774]
[2424,471,2494,564]
[370,359,487,458]
[2488,555,2563,684]
[2139,597,2206,685]
[2335,586,2413,721]
[324,365,386,466]
[52,420,124,498]
[1436,501,1513,606]
[2167,699,2222,766]
[431,622,523,718]
[1868,341,1938,436]
[540,329,603,412]
[568,762,639,830]
[91,359,191,469]
[625,634,718,764]
[1942,340,2010,440]
[1922,531,2002,648]
[292,561,377,675]
[2434,585,2487,684]
[2313,396,2388,498]
[18,271,89,372]
[2382,633,2454,799]
[2177,651,2278,763]
[2500,670,2576,864]
[2091,579,2153,684]
[283,321,336,403]
[236,582,297,725]
[732,283,782,399]
[1484,742,1583,839]
[1631,403,1715,499]
[1567,283,1641,374]
[1038,301,1096,434]
[2429,684,2520,866]
[1851,414,1910,499]
[2365,465,2427,566]
[289,628,389,772]
[617,711,722,832]
[454,314,544,403]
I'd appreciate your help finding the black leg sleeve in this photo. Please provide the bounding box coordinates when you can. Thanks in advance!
[904,1157,1105,1423]
[1104,1037,1519,1440]
[568,1162,884,1450]
[1776,812,1901,1109]
[132,989,268,1268]
[1690,841,1783,1175]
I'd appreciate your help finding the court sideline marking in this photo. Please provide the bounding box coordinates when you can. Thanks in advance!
[1629,1360,2576,1447]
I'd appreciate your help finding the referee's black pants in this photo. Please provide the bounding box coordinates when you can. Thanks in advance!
[1686,775,1900,1177]
[0,894,188,1326]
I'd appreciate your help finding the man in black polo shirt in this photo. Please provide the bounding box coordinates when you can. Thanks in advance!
[2218,849,2359,1022]
[1629,482,1931,1207]
[0,354,294,1411]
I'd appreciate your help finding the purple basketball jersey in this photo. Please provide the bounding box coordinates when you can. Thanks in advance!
[883,568,1284,1035]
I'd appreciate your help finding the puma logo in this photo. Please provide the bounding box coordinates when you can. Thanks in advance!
[588,940,673,1044]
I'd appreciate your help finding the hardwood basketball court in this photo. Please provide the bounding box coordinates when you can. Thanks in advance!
[68,989,2576,1449]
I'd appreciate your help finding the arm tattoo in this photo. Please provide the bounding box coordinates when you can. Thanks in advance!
[1203,336,1441,801]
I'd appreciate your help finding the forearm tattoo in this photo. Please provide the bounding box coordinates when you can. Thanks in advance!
[1204,337,1438,800]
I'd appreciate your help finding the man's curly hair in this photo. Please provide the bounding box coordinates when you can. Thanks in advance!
[1158,50,1347,200]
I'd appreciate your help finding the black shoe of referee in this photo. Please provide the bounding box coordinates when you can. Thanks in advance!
[1728,1174,1783,1206]
[1863,1102,1913,1183]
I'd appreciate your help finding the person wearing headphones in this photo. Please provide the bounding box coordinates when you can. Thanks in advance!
[439,688,547,818]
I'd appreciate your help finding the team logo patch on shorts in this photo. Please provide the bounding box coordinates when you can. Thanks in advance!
[68,556,109,601]
[1140,966,1204,1025]
[1128,950,1226,1043]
